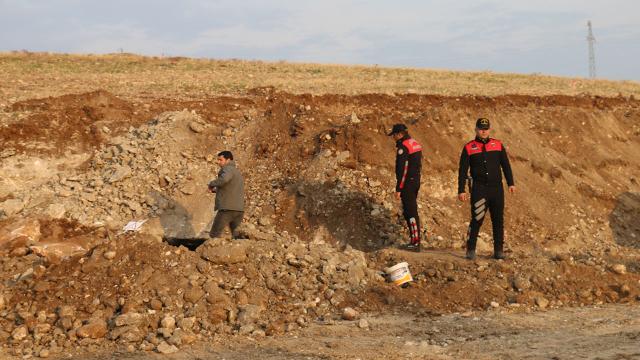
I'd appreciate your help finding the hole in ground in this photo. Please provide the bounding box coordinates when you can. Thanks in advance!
[163,237,207,251]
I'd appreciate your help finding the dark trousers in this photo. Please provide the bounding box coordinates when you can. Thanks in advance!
[400,181,421,245]
[467,184,504,253]
[209,210,244,239]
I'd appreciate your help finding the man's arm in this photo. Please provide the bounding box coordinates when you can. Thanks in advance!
[457,147,470,194]
[500,145,515,187]
[208,168,234,188]
[395,145,409,192]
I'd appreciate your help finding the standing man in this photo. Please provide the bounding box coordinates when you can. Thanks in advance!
[208,150,245,239]
[388,123,423,252]
[458,118,515,260]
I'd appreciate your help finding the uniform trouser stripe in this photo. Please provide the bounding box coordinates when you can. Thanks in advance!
[467,185,504,253]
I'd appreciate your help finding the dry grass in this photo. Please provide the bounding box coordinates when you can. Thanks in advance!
[1,51,640,103]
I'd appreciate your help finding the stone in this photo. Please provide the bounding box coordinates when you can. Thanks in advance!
[342,307,358,321]
[114,312,144,327]
[0,198,23,217]
[578,289,592,299]
[239,324,255,335]
[535,296,549,309]
[620,284,631,296]
[204,284,232,308]
[222,128,234,137]
[149,299,163,311]
[179,182,196,195]
[168,328,196,346]
[0,295,4,310]
[611,264,626,275]
[158,327,173,338]
[76,320,107,339]
[11,325,28,341]
[57,305,76,318]
[156,341,178,354]
[188,121,204,133]
[357,319,369,329]
[183,286,205,304]
[258,217,272,227]
[108,165,132,183]
[0,148,16,158]
[238,305,262,326]
[111,325,145,342]
[160,315,176,330]
[0,218,41,249]
[103,251,116,260]
[33,323,51,339]
[38,349,50,358]
[30,242,88,262]
[10,247,28,257]
[350,112,361,124]
[512,275,531,292]
[45,203,66,219]
[177,317,196,331]
[198,242,247,265]
[57,316,74,331]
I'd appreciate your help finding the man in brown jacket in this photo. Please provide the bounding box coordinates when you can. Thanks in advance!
[208,151,245,238]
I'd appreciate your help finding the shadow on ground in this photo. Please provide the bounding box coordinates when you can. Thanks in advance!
[289,181,402,252]
[149,191,206,250]
[609,191,640,249]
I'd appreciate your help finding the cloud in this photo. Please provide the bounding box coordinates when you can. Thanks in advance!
[0,0,638,79]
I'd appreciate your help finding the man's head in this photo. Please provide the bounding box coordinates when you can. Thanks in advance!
[216,150,233,167]
[387,123,408,140]
[475,118,491,139]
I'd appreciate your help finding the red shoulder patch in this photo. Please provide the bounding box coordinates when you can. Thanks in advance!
[465,140,482,155]
[402,138,422,154]
[485,138,503,152]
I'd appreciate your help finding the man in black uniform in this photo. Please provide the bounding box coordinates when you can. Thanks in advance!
[388,123,423,252]
[458,118,515,260]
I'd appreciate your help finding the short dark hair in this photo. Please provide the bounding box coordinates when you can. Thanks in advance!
[217,151,233,160]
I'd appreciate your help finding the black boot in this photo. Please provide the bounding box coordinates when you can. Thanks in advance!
[493,251,506,260]
[465,249,476,260]
[405,243,421,252]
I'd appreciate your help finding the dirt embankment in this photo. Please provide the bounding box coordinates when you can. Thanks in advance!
[0,89,639,358]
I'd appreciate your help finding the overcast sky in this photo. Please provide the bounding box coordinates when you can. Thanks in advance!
[1,0,639,80]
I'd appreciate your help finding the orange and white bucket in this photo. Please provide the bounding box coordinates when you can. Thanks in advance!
[385,262,413,286]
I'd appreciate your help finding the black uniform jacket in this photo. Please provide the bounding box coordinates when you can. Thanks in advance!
[457,137,514,194]
[395,135,423,192]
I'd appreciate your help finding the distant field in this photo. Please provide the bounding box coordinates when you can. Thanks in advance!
[1,51,639,103]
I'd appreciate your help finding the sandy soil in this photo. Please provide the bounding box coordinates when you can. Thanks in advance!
[74,304,640,360]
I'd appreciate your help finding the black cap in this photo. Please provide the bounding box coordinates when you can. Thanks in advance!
[475,118,490,130]
[387,123,408,136]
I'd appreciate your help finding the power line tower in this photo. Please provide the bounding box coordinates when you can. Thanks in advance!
[587,21,596,79]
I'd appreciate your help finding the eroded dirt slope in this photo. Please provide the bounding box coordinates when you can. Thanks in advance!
[1,88,639,358]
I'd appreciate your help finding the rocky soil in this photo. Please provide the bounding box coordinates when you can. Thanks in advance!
[1,87,639,358]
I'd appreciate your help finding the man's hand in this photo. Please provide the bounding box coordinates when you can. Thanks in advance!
[458,192,468,202]
[508,186,516,195]
[395,192,401,200]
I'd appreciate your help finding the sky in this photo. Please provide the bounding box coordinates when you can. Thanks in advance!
[1,0,639,80]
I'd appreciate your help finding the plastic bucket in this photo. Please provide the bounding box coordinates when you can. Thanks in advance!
[385,262,413,286]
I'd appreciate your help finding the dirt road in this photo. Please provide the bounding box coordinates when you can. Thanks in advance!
[72,304,640,360]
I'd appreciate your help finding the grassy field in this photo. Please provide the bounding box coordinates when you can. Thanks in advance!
[1,51,640,103]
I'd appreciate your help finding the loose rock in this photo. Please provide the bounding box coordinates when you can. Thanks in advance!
[342,307,358,321]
